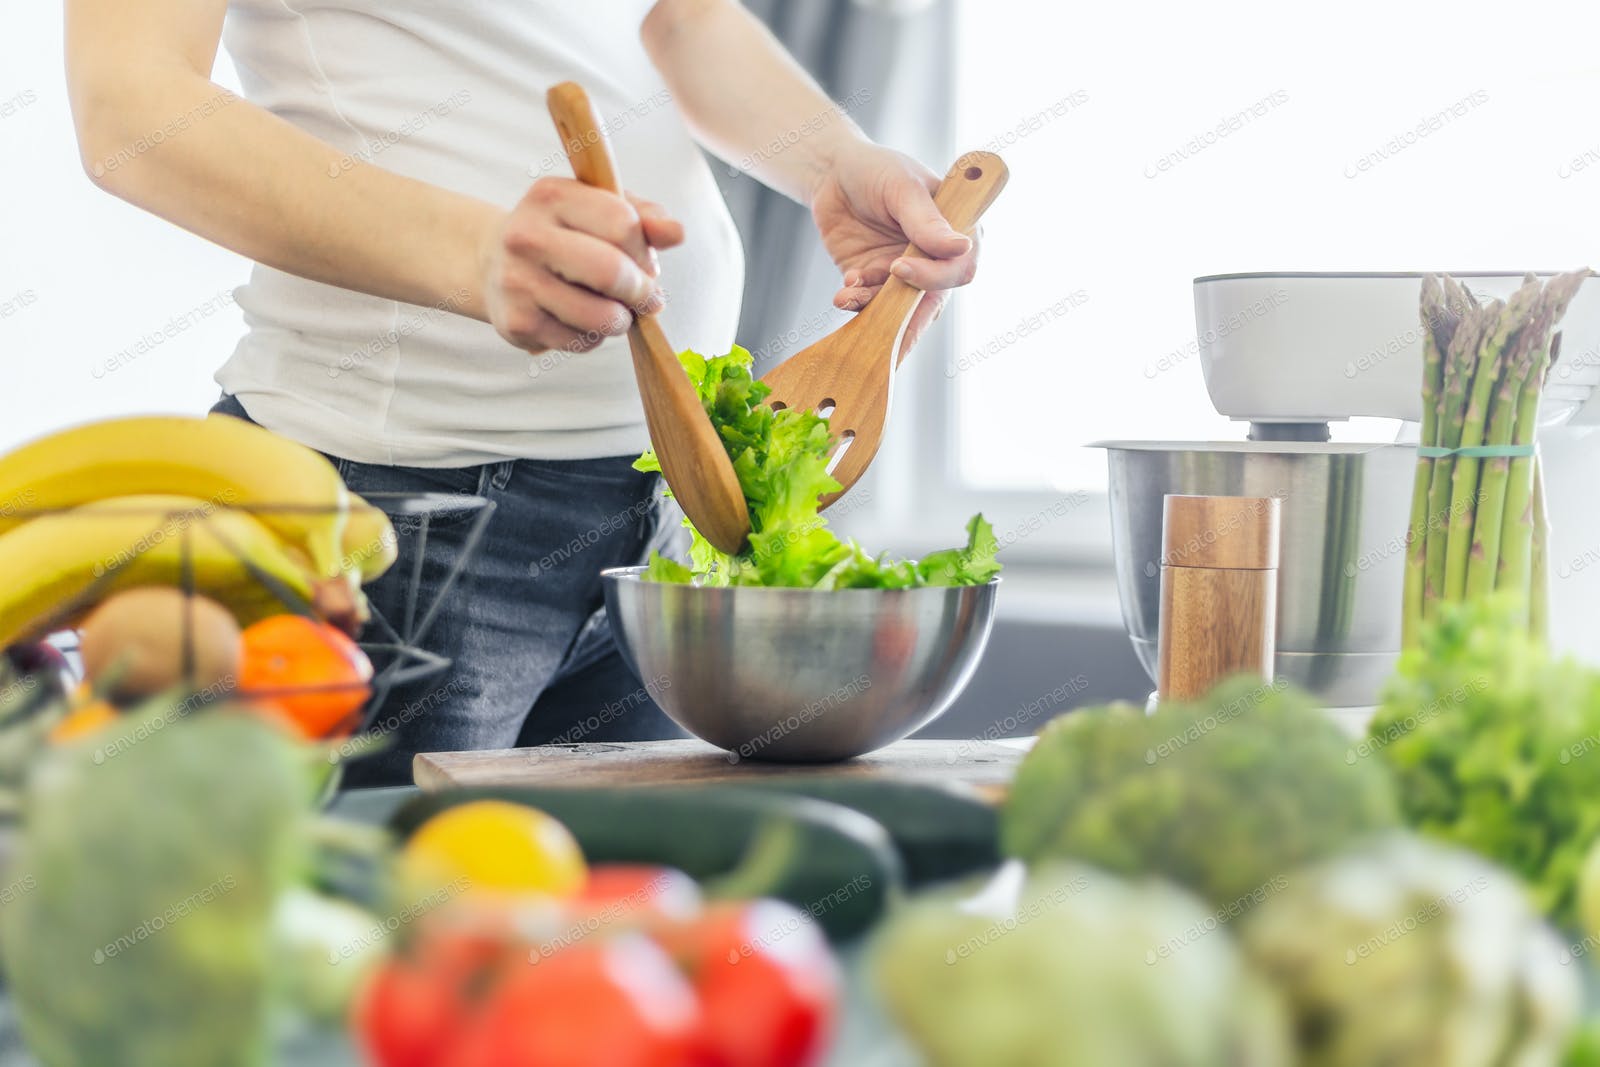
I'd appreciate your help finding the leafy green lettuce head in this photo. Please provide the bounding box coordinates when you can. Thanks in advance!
[636,345,1000,589]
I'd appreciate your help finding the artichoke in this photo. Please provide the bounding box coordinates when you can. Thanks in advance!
[1241,834,1580,1067]
[873,862,1293,1067]
[1002,675,1400,908]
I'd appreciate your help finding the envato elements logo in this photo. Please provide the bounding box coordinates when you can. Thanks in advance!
[727,675,872,763]
[1145,875,1287,964]
[545,675,672,746]
[970,90,1090,156]
[1144,90,1290,179]
[93,676,237,765]
[0,672,38,707]
[329,288,471,378]
[727,88,873,176]
[1344,304,1458,379]
[728,875,876,964]
[1556,533,1600,581]
[1557,141,1600,181]
[1343,486,1491,578]
[531,871,686,963]
[1346,675,1488,764]
[997,491,1092,551]
[1145,491,1287,575]
[948,289,1089,378]
[530,88,674,178]
[1144,289,1289,379]
[0,288,38,320]
[92,90,238,177]
[91,491,238,577]
[1552,340,1600,383]
[948,673,1089,763]
[0,88,38,120]
[329,677,471,763]
[95,875,238,963]
[528,287,670,379]
[1345,875,1490,964]
[944,873,1091,964]
[328,90,474,177]
[750,307,844,364]
[1145,677,1291,764]
[328,878,470,964]
[91,291,237,380]
[0,488,36,519]
[530,496,658,579]
[1343,90,1490,179]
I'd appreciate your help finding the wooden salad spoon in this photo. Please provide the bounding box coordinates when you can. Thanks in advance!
[547,81,751,554]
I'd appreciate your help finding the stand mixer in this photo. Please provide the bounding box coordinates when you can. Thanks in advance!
[1102,271,1600,713]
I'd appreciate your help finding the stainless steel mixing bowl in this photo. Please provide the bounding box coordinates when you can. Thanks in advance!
[1101,442,1415,707]
[602,567,999,762]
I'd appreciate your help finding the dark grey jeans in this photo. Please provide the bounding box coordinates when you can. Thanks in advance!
[211,394,684,787]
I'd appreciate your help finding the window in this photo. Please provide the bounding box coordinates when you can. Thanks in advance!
[882,0,1600,564]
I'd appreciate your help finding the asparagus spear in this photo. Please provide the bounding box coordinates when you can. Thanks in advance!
[1463,277,1545,598]
[1526,273,1591,637]
[1442,296,1521,602]
[1495,271,1590,618]
[1530,457,1550,641]
[1422,281,1483,614]
[1402,275,1449,647]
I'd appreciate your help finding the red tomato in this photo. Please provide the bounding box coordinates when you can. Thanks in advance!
[354,929,509,1067]
[576,865,703,924]
[451,935,700,1067]
[355,960,462,1067]
[665,901,840,1067]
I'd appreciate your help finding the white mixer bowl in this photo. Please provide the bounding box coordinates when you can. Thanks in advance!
[1194,271,1600,429]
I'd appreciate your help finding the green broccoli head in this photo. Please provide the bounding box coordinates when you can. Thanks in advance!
[1001,675,1401,908]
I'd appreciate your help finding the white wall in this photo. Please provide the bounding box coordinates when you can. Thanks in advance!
[0,9,249,451]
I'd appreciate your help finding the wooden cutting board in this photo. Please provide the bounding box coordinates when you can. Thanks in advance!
[413,738,1029,798]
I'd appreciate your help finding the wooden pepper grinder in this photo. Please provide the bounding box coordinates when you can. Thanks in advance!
[1156,494,1280,703]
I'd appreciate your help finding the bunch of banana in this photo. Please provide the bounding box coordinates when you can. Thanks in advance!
[0,416,399,646]
[0,495,315,647]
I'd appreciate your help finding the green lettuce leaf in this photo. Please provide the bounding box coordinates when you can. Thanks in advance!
[636,345,1001,589]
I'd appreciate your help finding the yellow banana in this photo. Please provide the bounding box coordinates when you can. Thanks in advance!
[0,415,349,578]
[0,494,317,647]
[341,493,399,583]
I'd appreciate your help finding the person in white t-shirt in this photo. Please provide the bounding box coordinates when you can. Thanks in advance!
[65,0,983,785]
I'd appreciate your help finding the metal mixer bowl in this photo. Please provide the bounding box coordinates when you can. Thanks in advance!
[1100,441,1415,707]
[602,567,999,762]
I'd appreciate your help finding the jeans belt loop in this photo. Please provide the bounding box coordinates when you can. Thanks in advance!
[487,459,515,493]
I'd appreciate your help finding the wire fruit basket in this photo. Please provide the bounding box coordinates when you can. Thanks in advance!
[0,491,494,749]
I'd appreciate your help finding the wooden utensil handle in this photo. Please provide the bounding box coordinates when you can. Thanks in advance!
[852,151,1009,365]
[906,151,1010,263]
[547,81,623,195]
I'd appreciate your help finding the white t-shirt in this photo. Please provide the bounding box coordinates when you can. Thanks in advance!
[216,0,745,466]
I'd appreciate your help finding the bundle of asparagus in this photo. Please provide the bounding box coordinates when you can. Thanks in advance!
[1401,270,1591,647]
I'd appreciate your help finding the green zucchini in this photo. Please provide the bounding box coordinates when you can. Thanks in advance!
[720,779,1000,886]
[390,786,905,939]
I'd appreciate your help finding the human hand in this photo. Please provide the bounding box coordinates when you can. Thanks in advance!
[480,179,684,354]
[809,144,980,351]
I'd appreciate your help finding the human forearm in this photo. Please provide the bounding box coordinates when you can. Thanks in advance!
[641,0,871,204]
[67,0,684,356]
[69,59,501,320]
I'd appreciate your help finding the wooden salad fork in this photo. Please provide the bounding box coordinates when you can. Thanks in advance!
[759,152,1009,508]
